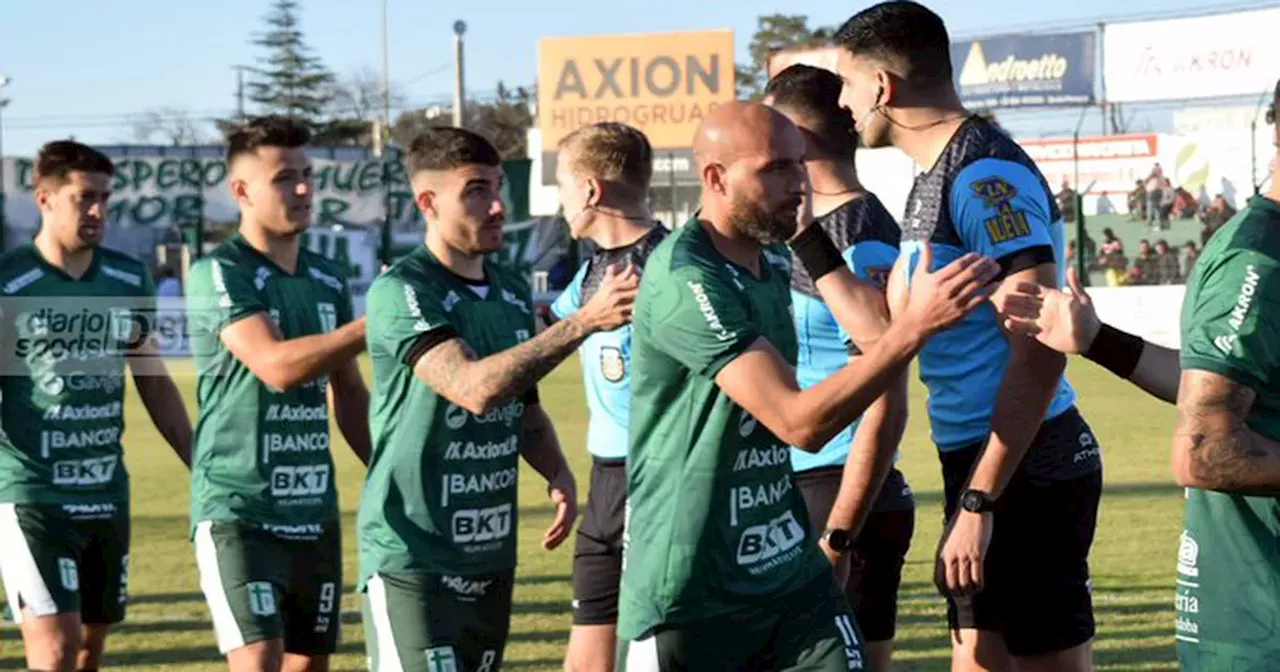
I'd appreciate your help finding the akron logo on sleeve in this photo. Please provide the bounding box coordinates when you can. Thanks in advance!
[599,346,626,382]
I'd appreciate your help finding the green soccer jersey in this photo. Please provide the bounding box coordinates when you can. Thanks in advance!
[1177,195,1280,670]
[617,221,831,641]
[358,246,535,585]
[186,234,353,534]
[0,245,155,506]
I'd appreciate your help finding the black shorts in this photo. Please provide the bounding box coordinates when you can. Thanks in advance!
[795,466,915,642]
[572,457,626,626]
[618,574,865,671]
[0,502,130,625]
[193,520,342,655]
[939,405,1103,657]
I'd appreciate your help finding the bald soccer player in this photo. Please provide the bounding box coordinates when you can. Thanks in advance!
[615,102,1002,671]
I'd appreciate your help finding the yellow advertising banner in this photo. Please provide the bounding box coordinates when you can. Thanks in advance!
[766,46,842,78]
[537,30,735,150]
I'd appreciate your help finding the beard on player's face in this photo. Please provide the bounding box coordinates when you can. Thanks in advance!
[727,192,799,245]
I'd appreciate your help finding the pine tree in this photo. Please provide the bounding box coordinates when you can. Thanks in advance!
[246,0,335,127]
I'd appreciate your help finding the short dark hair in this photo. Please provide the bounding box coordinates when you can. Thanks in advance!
[557,122,653,196]
[225,115,311,165]
[35,140,114,187]
[835,1,954,89]
[765,65,858,158]
[405,127,501,177]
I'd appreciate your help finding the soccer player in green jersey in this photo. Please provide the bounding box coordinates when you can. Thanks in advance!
[616,101,1001,671]
[1000,80,1280,672]
[0,140,192,672]
[184,116,372,672]
[358,127,637,672]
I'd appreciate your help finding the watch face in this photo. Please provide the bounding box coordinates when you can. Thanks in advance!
[827,529,853,551]
[961,491,985,512]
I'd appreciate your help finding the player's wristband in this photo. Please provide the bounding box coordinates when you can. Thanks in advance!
[789,225,843,281]
[1082,323,1144,380]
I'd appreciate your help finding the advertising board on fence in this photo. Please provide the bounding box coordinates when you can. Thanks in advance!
[1,156,419,232]
[1088,285,1184,349]
[951,31,1096,109]
[537,30,735,152]
[1103,7,1280,103]
[1019,134,1159,196]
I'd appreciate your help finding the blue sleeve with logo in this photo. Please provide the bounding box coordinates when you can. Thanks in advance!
[835,240,900,346]
[550,261,588,320]
[949,158,1057,271]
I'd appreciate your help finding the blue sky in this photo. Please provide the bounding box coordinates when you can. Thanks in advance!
[0,0,1275,156]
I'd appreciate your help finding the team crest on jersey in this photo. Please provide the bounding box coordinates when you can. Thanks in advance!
[970,176,1018,207]
[600,346,625,383]
[864,266,892,289]
[971,177,1032,245]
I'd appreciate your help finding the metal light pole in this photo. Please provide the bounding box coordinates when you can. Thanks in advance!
[381,0,391,134]
[453,20,467,128]
[0,74,10,254]
[1072,104,1089,286]
[232,66,251,122]
[1251,88,1272,196]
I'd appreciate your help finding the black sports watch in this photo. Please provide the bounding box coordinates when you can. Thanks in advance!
[959,489,996,514]
[821,527,854,552]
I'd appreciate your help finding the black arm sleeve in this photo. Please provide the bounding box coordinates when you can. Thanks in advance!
[402,326,461,368]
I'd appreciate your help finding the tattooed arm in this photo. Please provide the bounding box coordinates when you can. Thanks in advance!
[1172,369,1280,496]
[412,265,638,415]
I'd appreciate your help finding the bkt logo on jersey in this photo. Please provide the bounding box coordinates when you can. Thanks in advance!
[736,510,805,567]
[52,456,119,487]
[452,503,513,544]
[270,464,331,498]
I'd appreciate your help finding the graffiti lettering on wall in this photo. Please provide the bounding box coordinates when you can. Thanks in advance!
[3,156,419,230]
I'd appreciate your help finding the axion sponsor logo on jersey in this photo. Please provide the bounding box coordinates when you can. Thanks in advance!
[265,404,329,422]
[444,436,519,461]
[43,401,124,422]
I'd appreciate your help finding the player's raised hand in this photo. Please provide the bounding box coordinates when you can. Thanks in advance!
[1000,266,1101,354]
[899,244,1000,336]
[542,471,578,551]
[577,262,640,332]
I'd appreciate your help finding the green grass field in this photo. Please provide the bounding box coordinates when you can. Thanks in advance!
[0,356,1185,671]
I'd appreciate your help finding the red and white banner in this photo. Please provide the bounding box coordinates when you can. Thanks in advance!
[1018,134,1159,195]
[1103,7,1280,103]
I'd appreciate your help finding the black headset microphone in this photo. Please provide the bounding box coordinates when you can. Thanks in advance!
[857,85,886,131]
